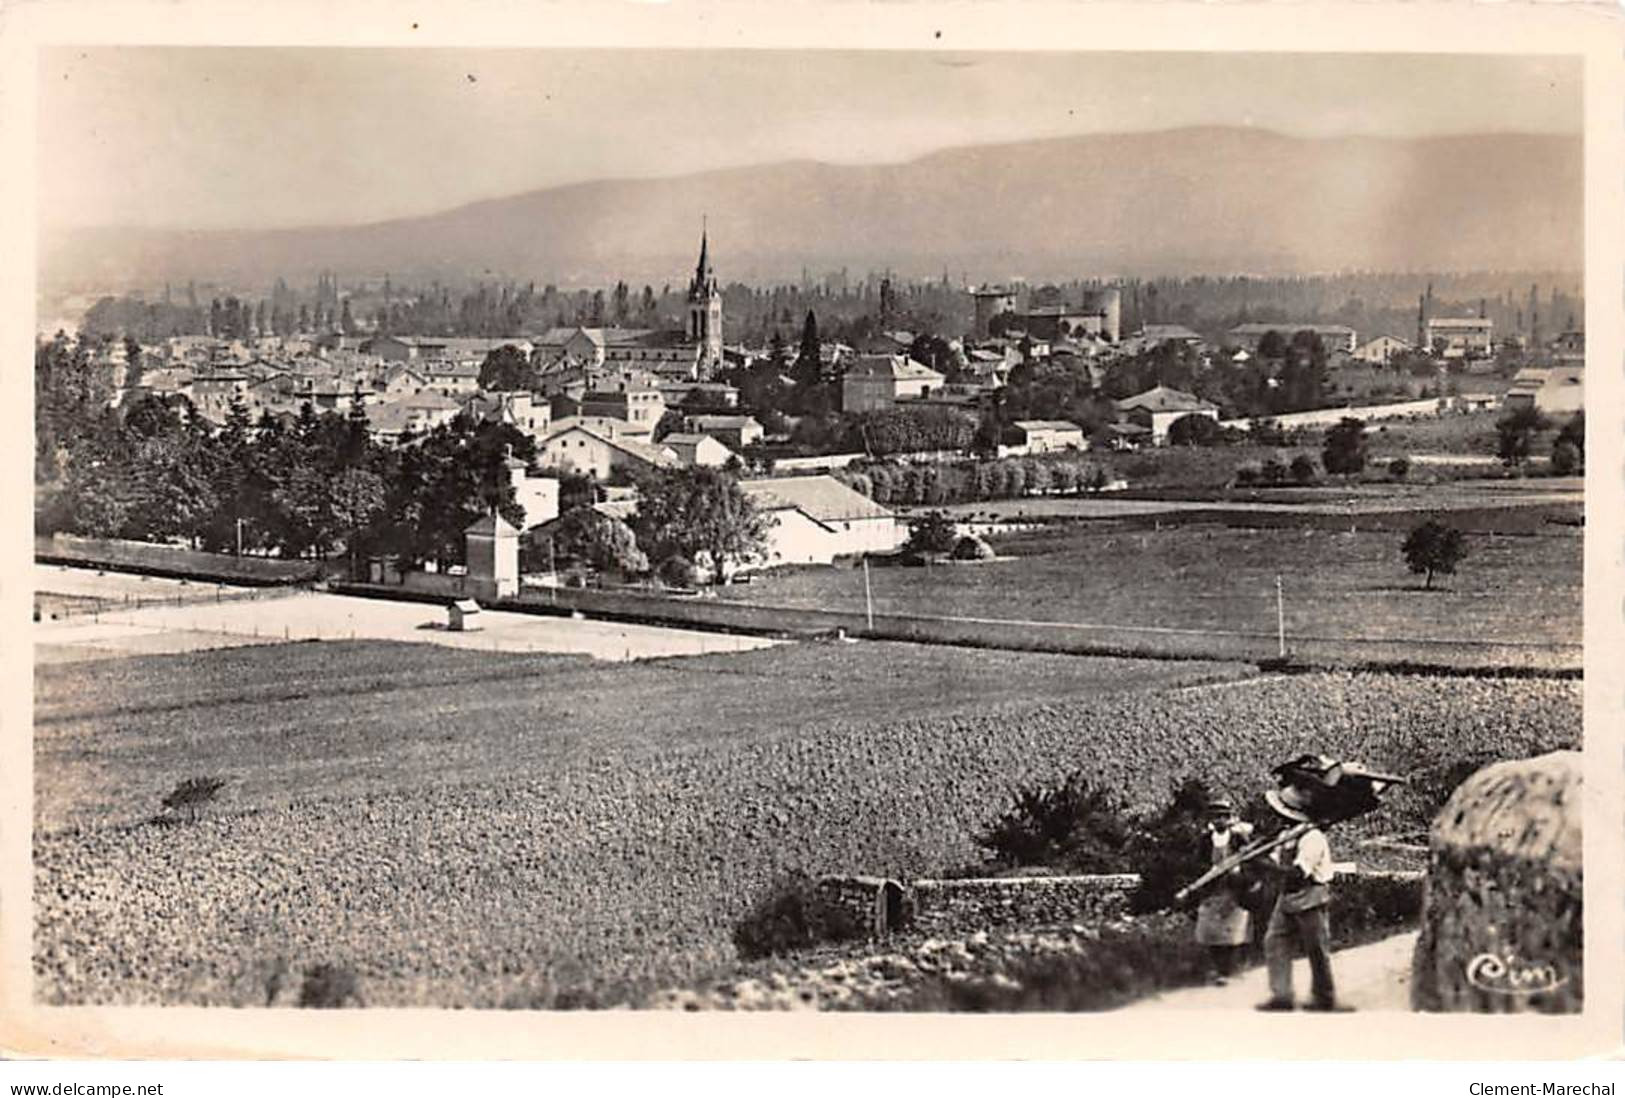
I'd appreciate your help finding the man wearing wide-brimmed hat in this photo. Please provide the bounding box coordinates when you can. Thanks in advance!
[1256,783,1350,1012]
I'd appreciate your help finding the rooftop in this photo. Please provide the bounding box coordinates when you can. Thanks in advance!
[739,475,894,525]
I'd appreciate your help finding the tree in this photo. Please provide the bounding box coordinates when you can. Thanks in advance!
[1256,329,1287,360]
[329,467,386,578]
[1403,520,1467,590]
[1289,454,1318,485]
[630,466,770,583]
[1321,417,1368,476]
[541,506,648,578]
[793,310,822,390]
[1551,412,1584,475]
[478,345,535,392]
[1166,413,1221,447]
[1495,405,1548,467]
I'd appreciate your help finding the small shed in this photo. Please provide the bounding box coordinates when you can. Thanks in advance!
[448,598,483,632]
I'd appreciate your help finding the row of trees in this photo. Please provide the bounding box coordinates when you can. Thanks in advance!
[833,456,1112,508]
[37,370,539,574]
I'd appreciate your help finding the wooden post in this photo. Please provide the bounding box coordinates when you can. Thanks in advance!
[863,557,874,632]
[1276,574,1286,659]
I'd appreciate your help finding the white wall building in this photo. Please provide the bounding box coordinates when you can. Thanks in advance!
[738,475,903,567]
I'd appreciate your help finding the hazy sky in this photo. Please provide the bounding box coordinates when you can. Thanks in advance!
[38,49,1581,231]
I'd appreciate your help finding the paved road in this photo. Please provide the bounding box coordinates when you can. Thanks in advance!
[1128,931,1418,1012]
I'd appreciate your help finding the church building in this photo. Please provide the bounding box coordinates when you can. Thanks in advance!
[533,229,725,382]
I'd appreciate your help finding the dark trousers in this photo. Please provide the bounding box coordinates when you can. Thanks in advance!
[1264,901,1335,1006]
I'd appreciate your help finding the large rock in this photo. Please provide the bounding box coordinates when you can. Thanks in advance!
[1411,751,1581,1012]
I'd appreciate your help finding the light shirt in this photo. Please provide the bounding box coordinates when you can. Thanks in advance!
[1292,827,1336,885]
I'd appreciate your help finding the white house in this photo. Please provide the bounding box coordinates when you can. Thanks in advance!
[502,457,561,532]
[662,432,736,468]
[738,475,904,567]
[841,354,946,413]
[1009,420,1086,454]
[1352,335,1413,366]
[1504,366,1583,416]
[1425,317,1494,359]
[540,424,679,481]
[1114,386,1221,445]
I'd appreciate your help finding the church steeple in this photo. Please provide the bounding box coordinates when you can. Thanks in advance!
[690,219,717,298]
[687,221,723,375]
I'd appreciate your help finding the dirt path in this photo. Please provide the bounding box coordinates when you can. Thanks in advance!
[1128,931,1418,1012]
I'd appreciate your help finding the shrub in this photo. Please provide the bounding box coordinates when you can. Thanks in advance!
[976,771,1133,873]
[1550,440,1581,476]
[161,776,228,823]
[1123,777,1231,914]
[656,553,700,589]
[1388,456,1411,481]
[1166,414,1221,447]
[298,963,363,1008]
[951,534,995,561]
[1234,466,1258,487]
[1322,417,1368,475]
[1260,458,1287,486]
[1289,454,1318,485]
[731,871,849,960]
[903,510,959,555]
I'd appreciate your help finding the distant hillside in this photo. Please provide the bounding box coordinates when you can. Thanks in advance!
[42,127,1582,290]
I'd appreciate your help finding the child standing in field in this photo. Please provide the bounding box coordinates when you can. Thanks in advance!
[1195,796,1255,985]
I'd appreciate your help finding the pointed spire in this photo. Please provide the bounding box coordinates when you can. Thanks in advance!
[697,216,711,281]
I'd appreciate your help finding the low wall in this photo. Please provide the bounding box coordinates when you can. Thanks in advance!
[35,534,318,586]
[909,875,1138,934]
[809,870,1424,944]
[1410,751,1582,1013]
[1220,398,1446,432]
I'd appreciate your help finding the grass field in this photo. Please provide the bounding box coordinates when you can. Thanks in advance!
[34,638,1579,1007]
[719,522,1581,656]
[35,639,1246,831]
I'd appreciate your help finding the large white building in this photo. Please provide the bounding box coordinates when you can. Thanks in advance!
[738,475,904,567]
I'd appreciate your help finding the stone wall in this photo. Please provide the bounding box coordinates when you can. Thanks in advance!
[1410,751,1582,1013]
[909,875,1139,934]
[813,874,1139,940]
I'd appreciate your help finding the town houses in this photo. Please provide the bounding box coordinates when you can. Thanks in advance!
[69,238,1585,594]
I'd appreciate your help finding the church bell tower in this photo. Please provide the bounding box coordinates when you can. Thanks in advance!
[687,224,723,375]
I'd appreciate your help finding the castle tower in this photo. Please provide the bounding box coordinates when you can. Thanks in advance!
[687,226,723,374]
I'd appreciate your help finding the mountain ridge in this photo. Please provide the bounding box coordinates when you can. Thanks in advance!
[42,127,1582,290]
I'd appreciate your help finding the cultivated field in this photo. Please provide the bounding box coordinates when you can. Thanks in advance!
[719,521,1580,661]
[34,638,1579,1007]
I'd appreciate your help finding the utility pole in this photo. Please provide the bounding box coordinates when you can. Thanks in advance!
[1276,574,1286,660]
[236,517,245,558]
[863,557,874,632]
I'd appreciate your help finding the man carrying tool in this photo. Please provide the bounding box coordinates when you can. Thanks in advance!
[1171,754,1404,1012]
[1256,782,1350,1012]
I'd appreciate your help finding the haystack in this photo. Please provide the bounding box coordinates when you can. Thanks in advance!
[1410,751,1581,1012]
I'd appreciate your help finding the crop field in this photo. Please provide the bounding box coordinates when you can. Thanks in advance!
[719,522,1581,662]
[34,638,1579,1007]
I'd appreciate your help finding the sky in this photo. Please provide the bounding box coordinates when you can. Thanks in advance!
[37,49,1582,232]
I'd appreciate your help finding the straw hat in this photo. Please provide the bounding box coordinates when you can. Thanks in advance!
[1265,785,1315,822]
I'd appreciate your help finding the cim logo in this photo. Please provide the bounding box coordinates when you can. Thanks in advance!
[1465,951,1569,996]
